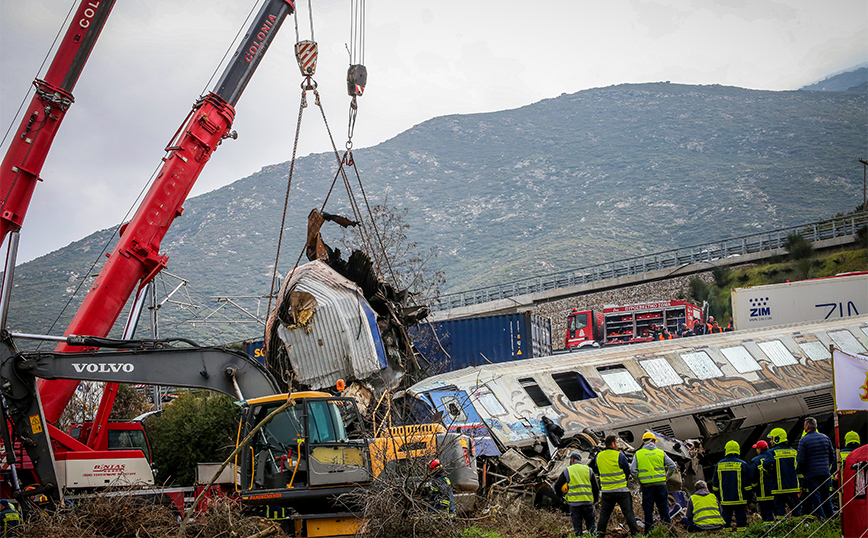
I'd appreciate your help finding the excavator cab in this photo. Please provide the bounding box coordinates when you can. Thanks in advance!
[236,392,371,509]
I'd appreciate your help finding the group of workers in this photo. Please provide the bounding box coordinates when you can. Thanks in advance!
[557,418,860,536]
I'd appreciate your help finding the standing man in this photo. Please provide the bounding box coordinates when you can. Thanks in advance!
[594,435,641,538]
[711,440,752,532]
[555,453,599,536]
[766,427,800,519]
[749,440,776,522]
[630,431,677,533]
[797,417,835,520]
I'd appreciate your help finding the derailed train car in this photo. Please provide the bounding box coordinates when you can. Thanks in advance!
[397,315,868,491]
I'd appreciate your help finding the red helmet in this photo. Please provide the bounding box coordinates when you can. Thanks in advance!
[429,459,442,470]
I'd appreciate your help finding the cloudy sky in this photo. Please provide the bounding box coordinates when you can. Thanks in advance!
[2,0,866,264]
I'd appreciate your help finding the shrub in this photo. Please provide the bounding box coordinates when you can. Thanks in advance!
[783,232,813,260]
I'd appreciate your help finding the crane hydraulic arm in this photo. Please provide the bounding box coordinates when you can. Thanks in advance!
[39,0,296,425]
[0,0,117,246]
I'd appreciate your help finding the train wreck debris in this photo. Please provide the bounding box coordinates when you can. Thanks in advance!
[264,209,428,412]
[398,315,868,498]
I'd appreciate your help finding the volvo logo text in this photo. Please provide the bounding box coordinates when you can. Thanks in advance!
[71,363,134,373]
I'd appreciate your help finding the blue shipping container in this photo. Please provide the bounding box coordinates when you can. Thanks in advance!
[244,339,266,364]
[409,312,552,374]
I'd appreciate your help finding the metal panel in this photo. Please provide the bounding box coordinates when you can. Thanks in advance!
[680,351,723,379]
[410,312,552,373]
[829,330,867,355]
[276,262,386,390]
[732,273,868,330]
[639,358,682,386]
[721,346,761,373]
[757,340,798,367]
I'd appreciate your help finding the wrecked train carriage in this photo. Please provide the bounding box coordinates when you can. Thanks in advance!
[399,315,868,480]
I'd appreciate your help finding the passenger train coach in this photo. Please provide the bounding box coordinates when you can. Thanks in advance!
[399,315,868,467]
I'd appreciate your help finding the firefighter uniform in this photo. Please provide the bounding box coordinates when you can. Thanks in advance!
[711,440,751,531]
[841,431,861,463]
[749,440,776,522]
[0,500,19,538]
[765,428,800,519]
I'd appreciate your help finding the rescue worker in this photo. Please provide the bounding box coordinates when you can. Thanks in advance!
[630,431,677,533]
[593,434,640,538]
[0,500,19,538]
[840,431,861,464]
[797,417,835,520]
[711,440,751,531]
[554,452,599,536]
[684,480,725,532]
[748,440,776,522]
[764,427,800,519]
[427,459,455,517]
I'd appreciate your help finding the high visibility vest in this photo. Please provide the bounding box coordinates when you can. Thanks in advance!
[635,447,667,485]
[690,493,725,527]
[596,449,627,491]
[841,447,857,463]
[1,509,20,537]
[770,447,800,494]
[565,463,593,504]
[266,505,287,520]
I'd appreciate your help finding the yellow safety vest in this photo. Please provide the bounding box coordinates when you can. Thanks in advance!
[596,450,627,491]
[565,463,593,504]
[635,447,667,485]
[841,449,854,464]
[690,492,725,527]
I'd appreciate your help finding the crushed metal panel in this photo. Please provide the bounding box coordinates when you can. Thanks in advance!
[277,261,387,389]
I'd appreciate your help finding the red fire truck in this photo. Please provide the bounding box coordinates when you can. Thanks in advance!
[565,300,703,349]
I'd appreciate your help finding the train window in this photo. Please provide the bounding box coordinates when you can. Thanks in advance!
[680,351,723,379]
[829,330,867,355]
[474,387,508,417]
[757,340,797,367]
[862,327,868,340]
[639,358,681,387]
[799,341,830,361]
[518,377,552,407]
[439,396,468,423]
[551,371,598,401]
[597,366,642,394]
[721,346,761,373]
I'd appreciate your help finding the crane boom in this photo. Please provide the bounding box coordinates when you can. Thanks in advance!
[39,0,295,425]
[0,0,117,245]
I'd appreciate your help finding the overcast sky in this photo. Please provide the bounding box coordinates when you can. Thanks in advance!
[2,0,866,264]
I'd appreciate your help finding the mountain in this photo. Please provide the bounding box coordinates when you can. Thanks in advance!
[800,66,868,92]
[7,81,867,344]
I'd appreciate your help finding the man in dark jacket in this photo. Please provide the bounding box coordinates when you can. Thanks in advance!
[711,440,751,531]
[797,417,835,520]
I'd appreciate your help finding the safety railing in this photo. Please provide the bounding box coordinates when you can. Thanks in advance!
[433,212,868,312]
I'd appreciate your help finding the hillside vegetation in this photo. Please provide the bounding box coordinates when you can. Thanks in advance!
[7,81,867,345]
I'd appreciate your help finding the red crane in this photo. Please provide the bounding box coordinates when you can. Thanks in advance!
[0,1,117,247]
[37,0,296,455]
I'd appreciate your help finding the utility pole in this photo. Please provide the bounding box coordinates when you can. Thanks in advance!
[859,158,868,209]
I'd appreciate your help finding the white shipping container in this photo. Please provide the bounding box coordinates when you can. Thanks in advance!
[731,272,868,330]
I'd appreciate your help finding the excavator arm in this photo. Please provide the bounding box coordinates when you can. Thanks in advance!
[0,331,281,501]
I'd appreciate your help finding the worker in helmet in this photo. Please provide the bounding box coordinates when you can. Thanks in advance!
[748,440,776,522]
[764,427,800,519]
[427,459,455,517]
[0,500,20,538]
[711,440,751,531]
[554,452,599,536]
[840,431,862,465]
[629,431,677,532]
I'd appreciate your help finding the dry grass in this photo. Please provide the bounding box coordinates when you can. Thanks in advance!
[18,492,284,538]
